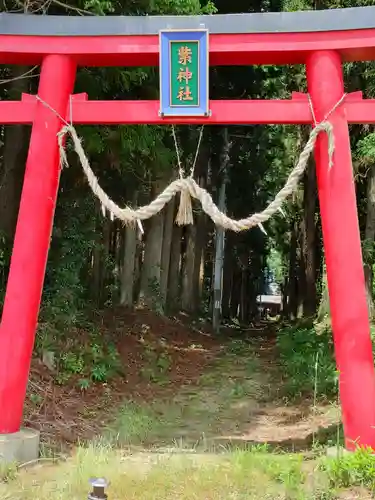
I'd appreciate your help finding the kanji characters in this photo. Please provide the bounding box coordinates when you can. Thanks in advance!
[178,46,192,65]
[176,86,193,101]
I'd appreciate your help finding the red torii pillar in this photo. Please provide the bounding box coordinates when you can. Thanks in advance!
[0,55,76,433]
[307,51,375,449]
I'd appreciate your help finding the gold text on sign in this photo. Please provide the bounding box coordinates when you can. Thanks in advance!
[177,86,193,101]
[178,46,192,65]
[177,67,192,84]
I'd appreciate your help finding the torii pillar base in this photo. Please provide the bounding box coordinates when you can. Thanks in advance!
[0,429,40,464]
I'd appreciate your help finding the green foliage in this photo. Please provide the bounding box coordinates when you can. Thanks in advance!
[277,324,338,398]
[357,132,375,161]
[52,330,122,387]
[42,194,97,329]
[140,346,171,383]
[0,461,17,483]
[107,402,160,445]
[322,448,375,491]
[267,247,286,287]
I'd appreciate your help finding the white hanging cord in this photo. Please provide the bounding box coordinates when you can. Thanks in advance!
[171,125,184,179]
[190,126,205,178]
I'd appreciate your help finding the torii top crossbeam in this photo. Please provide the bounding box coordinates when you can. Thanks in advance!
[3,7,375,66]
[2,8,375,125]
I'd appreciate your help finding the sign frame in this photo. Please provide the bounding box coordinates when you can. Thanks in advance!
[159,28,209,118]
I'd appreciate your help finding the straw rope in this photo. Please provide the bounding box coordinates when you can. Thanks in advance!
[35,93,345,232]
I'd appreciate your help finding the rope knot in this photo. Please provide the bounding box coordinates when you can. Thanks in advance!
[312,121,335,169]
[175,177,195,226]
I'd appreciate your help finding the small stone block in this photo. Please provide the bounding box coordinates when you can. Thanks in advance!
[0,428,40,464]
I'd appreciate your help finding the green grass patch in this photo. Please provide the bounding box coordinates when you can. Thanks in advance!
[0,442,345,500]
[4,443,372,499]
[277,324,338,399]
[105,402,162,445]
[277,323,375,401]
[321,447,375,492]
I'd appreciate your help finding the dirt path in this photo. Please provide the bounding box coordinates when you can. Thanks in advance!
[126,336,341,452]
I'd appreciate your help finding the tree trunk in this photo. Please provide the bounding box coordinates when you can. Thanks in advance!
[230,265,241,319]
[181,224,196,313]
[240,269,248,323]
[140,209,164,309]
[92,207,105,305]
[281,276,289,317]
[0,66,31,241]
[213,182,226,332]
[363,163,375,318]
[191,207,207,313]
[120,225,138,307]
[222,233,234,319]
[167,218,182,312]
[101,216,112,305]
[212,128,231,332]
[160,200,175,311]
[288,219,299,319]
[315,262,331,333]
[301,135,318,317]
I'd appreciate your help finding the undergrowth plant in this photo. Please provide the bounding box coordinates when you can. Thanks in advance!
[276,323,338,399]
[36,323,123,389]
[277,322,375,400]
[321,447,375,492]
[31,191,124,389]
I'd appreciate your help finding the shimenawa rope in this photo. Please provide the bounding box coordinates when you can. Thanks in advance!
[37,94,343,233]
[57,121,333,231]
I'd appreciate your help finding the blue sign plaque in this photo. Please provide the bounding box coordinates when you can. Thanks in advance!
[159,29,209,118]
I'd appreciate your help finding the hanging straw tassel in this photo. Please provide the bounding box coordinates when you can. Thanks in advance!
[175,187,194,225]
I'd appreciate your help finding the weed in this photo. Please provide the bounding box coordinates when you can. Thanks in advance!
[228,339,250,355]
[277,324,338,399]
[106,402,160,445]
[0,462,17,482]
[29,393,43,406]
[140,347,171,383]
[38,325,123,388]
[321,447,375,491]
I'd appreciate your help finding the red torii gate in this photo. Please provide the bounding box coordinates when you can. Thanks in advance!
[0,7,375,452]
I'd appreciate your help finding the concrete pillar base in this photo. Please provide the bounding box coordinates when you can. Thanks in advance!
[0,428,40,463]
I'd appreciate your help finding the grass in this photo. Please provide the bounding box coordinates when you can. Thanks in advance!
[3,441,374,499]
[105,402,160,445]
[276,324,338,399]
[0,442,334,499]
[322,447,375,491]
[276,322,375,402]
